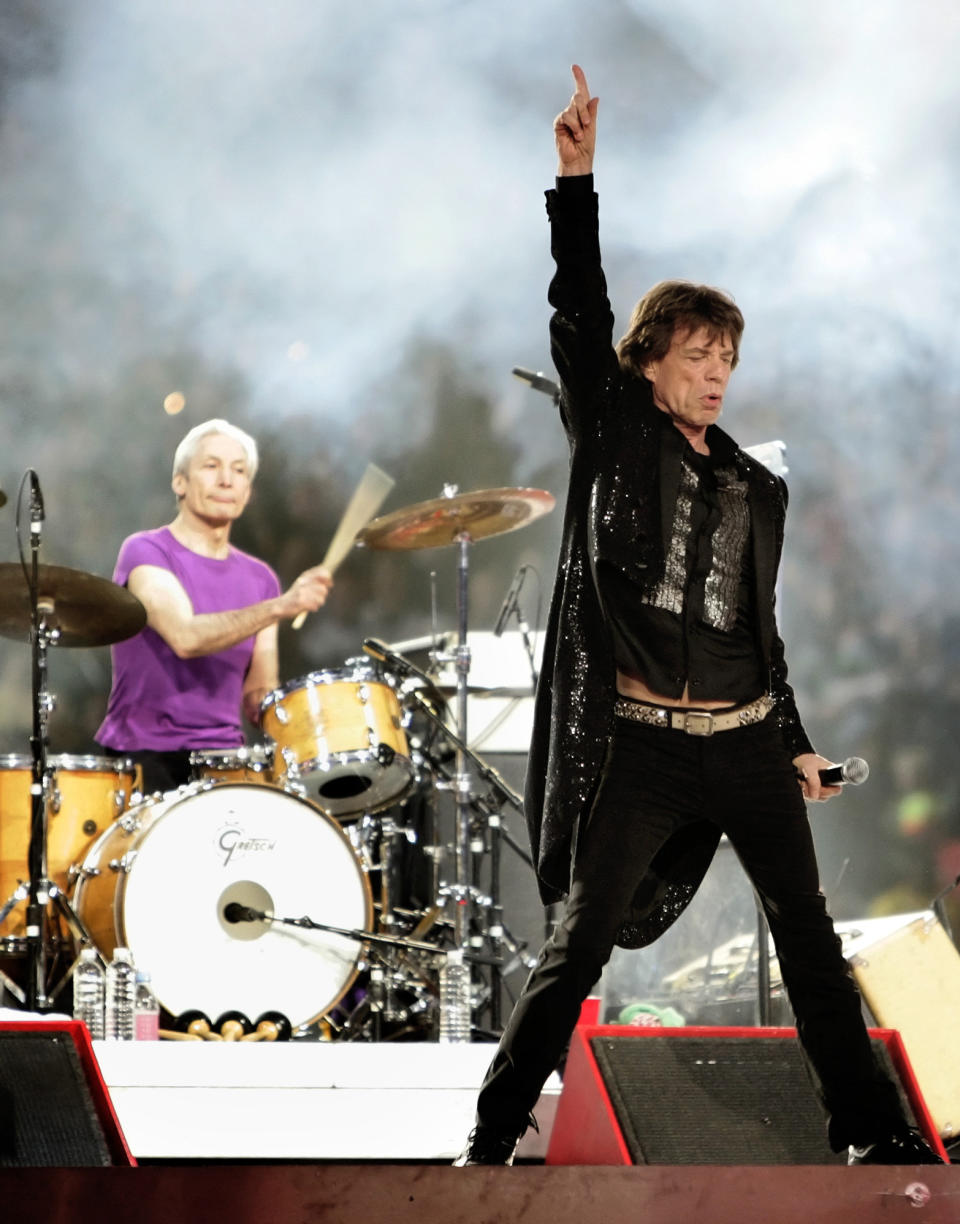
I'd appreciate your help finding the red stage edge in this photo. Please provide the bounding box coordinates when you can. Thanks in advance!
[0,1020,136,1167]
[546,1023,949,1166]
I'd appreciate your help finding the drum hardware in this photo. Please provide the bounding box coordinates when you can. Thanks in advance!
[401,684,536,1032]
[188,745,274,786]
[0,474,148,1012]
[358,485,554,1034]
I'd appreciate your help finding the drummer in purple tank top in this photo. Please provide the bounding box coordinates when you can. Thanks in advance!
[96,418,333,793]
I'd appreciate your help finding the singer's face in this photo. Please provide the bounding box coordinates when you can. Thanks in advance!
[172,433,252,527]
[642,327,735,437]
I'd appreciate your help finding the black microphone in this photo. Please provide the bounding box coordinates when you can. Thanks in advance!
[493,565,527,637]
[512,367,560,400]
[362,637,431,683]
[224,902,263,923]
[28,470,44,531]
[818,757,869,786]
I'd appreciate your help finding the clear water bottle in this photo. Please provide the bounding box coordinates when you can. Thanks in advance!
[438,949,471,1044]
[73,947,106,1040]
[105,947,137,1041]
[134,970,160,1041]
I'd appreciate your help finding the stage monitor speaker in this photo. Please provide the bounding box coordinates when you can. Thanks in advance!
[0,1021,134,1167]
[847,911,960,1142]
[546,1024,946,1166]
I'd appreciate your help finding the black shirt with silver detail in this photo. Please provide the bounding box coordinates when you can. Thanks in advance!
[599,416,765,704]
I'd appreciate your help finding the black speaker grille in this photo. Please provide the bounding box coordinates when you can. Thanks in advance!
[591,1035,843,1165]
[0,1032,113,1167]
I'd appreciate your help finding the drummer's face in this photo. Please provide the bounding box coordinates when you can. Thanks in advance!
[172,433,253,526]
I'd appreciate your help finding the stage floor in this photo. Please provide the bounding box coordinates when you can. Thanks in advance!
[2,1163,959,1224]
[92,1039,560,1162]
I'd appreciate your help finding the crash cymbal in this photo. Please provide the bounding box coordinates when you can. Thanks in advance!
[358,487,555,551]
[0,563,147,648]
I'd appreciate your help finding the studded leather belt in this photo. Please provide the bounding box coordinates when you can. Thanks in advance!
[613,693,774,737]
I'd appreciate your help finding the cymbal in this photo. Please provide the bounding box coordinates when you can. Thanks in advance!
[0,563,147,648]
[358,487,556,551]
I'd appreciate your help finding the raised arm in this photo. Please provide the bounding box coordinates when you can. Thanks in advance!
[547,65,616,423]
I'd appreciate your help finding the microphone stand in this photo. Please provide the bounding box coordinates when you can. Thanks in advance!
[229,907,501,966]
[25,475,54,1013]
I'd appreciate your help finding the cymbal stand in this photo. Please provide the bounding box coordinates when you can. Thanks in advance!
[420,489,478,954]
[452,529,474,953]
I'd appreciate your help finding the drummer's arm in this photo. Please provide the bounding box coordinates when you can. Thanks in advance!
[242,626,279,726]
[127,564,331,659]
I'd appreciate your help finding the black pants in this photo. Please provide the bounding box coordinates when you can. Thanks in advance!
[477,713,906,1150]
[101,746,192,796]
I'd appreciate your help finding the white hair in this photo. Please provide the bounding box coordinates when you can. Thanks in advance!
[172,419,259,482]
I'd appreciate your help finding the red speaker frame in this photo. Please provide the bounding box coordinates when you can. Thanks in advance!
[546,1024,948,1166]
[0,1020,135,1166]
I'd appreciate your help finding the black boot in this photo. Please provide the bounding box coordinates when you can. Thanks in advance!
[453,1124,524,1166]
[848,1127,946,1166]
[453,1113,538,1166]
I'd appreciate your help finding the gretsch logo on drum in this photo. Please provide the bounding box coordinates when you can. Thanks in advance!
[218,826,277,867]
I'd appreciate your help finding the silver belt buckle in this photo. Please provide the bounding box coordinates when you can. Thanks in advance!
[683,711,714,737]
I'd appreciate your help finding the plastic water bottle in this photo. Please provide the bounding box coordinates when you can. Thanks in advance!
[73,948,106,1040]
[105,947,137,1041]
[438,949,471,1044]
[134,970,160,1041]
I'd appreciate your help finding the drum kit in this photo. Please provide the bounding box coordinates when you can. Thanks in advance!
[0,480,555,1041]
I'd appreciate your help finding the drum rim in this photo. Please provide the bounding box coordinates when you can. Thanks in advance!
[188,745,273,766]
[275,749,415,815]
[0,752,136,773]
[260,662,386,710]
[73,780,374,1029]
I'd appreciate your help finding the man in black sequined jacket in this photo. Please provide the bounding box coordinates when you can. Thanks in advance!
[455,65,942,1169]
[527,188,814,948]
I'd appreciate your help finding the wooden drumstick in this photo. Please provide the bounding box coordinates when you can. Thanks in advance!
[159,1029,203,1042]
[292,462,395,630]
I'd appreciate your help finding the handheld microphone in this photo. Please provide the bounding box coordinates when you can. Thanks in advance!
[512,367,560,400]
[818,757,870,787]
[493,566,527,637]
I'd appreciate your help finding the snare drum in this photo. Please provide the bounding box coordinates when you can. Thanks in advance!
[73,781,372,1029]
[260,661,414,820]
[0,753,139,940]
[189,744,274,785]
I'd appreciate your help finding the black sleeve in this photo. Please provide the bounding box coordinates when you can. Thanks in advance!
[545,175,621,442]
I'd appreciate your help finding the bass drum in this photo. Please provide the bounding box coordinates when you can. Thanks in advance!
[73,782,372,1031]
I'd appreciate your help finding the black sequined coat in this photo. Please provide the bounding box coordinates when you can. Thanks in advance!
[524,177,814,947]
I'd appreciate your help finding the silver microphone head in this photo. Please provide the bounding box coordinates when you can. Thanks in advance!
[842,757,870,785]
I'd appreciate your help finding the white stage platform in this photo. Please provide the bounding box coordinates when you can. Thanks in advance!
[92,1041,561,1162]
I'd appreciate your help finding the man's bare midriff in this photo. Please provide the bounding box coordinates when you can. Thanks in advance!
[616,667,739,710]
